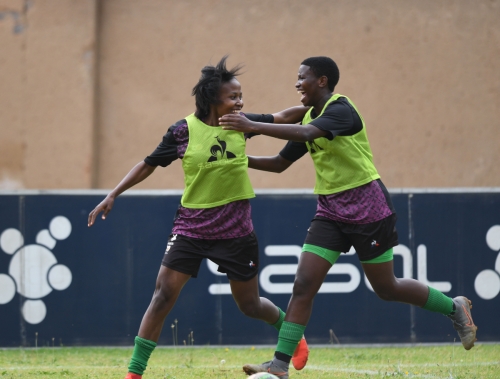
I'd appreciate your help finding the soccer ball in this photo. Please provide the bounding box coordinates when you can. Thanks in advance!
[247,373,279,379]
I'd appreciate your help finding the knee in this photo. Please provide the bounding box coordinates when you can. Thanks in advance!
[236,298,260,319]
[149,286,176,313]
[374,289,395,302]
[372,282,397,302]
[292,276,315,300]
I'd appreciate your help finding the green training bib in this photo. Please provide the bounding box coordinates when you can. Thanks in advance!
[180,114,255,208]
[302,94,380,194]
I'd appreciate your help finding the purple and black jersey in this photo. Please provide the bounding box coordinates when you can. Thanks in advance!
[144,113,274,239]
[316,180,394,224]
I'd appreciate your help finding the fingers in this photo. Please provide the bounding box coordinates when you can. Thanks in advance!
[220,116,237,130]
[88,196,116,227]
[219,113,239,120]
[219,114,245,130]
[219,119,232,127]
[88,206,105,227]
[87,209,99,227]
[102,207,110,220]
[88,202,111,227]
[218,114,241,124]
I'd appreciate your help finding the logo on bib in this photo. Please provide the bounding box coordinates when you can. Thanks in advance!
[306,140,323,154]
[208,136,236,162]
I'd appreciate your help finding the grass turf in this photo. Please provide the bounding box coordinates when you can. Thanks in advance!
[0,344,499,378]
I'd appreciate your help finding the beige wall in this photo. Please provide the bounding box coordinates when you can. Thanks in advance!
[0,0,97,189]
[1,0,499,190]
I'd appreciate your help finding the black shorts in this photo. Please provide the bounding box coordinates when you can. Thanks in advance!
[304,214,399,261]
[161,231,259,281]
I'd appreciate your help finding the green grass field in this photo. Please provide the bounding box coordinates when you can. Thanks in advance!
[0,344,499,378]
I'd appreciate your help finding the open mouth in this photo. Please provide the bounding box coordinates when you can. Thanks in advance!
[297,91,306,103]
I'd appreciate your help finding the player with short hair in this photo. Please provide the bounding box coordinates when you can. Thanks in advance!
[219,56,477,379]
[88,56,309,379]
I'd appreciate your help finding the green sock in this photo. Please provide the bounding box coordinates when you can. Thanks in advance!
[422,286,454,316]
[270,307,286,331]
[276,321,306,357]
[128,336,157,375]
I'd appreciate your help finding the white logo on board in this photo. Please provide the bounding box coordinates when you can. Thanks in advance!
[205,226,500,298]
[206,243,452,295]
[0,216,73,324]
[259,244,451,294]
[474,225,500,300]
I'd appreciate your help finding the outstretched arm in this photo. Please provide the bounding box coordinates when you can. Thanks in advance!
[248,154,293,173]
[220,114,328,142]
[88,161,156,227]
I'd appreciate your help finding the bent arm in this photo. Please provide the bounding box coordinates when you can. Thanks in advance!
[248,155,293,173]
[109,161,156,197]
[220,114,328,142]
[88,161,156,226]
[252,122,327,142]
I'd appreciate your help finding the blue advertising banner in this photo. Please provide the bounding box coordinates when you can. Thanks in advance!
[0,190,499,347]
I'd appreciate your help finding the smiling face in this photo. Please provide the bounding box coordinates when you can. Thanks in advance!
[295,65,326,107]
[213,78,243,119]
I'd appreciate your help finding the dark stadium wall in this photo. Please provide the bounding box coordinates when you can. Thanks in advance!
[1,0,499,190]
[0,190,499,346]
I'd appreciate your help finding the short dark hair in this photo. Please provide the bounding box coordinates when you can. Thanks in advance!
[192,55,243,119]
[301,56,339,91]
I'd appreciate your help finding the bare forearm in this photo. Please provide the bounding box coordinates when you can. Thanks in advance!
[219,113,327,141]
[248,155,292,173]
[248,122,311,142]
[88,161,156,226]
[108,161,156,198]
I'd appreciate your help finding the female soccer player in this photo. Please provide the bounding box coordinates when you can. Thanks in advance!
[220,56,477,379]
[88,56,309,379]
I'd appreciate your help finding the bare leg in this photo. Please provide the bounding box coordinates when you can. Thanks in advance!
[284,252,332,325]
[138,265,191,341]
[230,275,280,324]
[242,253,331,376]
[362,260,428,306]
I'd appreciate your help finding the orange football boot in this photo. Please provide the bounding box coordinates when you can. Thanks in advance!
[291,336,309,370]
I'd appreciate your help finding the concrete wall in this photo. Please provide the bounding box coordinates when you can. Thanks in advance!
[1,0,499,190]
[0,0,97,189]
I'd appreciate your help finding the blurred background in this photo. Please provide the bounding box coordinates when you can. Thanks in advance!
[1,0,499,191]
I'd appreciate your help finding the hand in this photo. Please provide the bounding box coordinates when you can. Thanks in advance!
[219,113,255,133]
[88,196,115,227]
